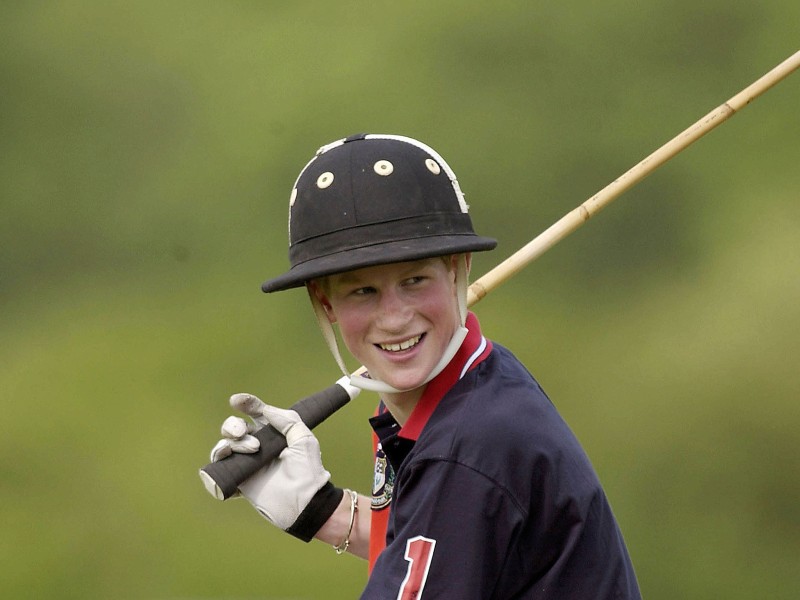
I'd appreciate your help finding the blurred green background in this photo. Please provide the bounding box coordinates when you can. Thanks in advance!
[2,1,798,598]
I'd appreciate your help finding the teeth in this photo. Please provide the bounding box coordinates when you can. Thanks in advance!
[380,335,421,352]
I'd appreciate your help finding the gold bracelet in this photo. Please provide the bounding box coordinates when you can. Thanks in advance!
[334,489,358,555]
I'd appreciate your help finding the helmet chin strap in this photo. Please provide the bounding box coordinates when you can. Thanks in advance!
[348,326,468,394]
[308,254,471,395]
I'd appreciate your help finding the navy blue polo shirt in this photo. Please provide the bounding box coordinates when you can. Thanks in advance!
[362,317,640,599]
[367,312,492,567]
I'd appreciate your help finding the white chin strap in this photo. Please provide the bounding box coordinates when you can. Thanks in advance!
[349,326,468,393]
[309,255,471,395]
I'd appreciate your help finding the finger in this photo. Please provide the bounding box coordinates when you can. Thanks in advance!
[220,416,249,439]
[210,439,232,462]
[228,434,260,454]
[230,393,269,424]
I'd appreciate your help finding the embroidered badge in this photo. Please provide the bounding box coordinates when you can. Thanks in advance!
[372,444,395,510]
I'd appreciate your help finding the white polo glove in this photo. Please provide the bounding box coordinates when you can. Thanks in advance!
[210,393,343,541]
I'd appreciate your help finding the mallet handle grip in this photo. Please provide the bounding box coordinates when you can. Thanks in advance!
[199,382,352,500]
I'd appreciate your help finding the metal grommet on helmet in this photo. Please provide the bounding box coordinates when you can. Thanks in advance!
[316,172,334,189]
[373,160,394,176]
[425,158,441,175]
[262,133,496,293]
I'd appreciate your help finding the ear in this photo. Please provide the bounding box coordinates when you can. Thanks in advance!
[307,280,337,324]
[448,253,472,275]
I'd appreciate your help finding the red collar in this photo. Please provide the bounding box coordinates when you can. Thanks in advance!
[398,312,492,441]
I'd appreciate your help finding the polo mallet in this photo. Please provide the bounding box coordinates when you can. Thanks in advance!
[200,50,800,501]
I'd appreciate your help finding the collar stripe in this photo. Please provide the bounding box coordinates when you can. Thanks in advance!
[460,335,487,380]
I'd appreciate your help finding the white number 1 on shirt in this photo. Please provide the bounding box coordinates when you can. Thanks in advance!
[397,536,436,600]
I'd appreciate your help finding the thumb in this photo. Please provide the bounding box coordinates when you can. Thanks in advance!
[260,404,308,443]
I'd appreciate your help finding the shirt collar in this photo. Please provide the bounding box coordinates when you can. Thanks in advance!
[398,311,492,441]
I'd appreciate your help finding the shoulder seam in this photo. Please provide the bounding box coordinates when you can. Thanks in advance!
[404,457,529,519]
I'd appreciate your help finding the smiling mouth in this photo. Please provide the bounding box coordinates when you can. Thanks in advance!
[378,334,423,353]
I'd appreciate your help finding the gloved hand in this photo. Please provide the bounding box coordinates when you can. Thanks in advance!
[210,393,343,542]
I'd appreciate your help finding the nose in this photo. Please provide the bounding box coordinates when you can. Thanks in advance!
[375,286,413,333]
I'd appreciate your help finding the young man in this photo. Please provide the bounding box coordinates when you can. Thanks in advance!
[209,134,641,598]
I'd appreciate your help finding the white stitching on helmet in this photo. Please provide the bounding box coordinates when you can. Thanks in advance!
[364,134,470,213]
[316,138,346,155]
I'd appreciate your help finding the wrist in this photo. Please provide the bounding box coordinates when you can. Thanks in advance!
[285,482,343,542]
[333,489,358,554]
[315,492,371,559]
[315,490,357,545]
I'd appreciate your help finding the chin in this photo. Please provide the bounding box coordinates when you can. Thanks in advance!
[384,370,430,393]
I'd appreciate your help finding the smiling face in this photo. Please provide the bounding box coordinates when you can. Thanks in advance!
[310,256,462,410]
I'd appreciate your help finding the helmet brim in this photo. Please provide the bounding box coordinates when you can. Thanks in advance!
[261,234,497,293]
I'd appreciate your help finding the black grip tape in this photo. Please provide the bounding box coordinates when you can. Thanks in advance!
[199,383,352,500]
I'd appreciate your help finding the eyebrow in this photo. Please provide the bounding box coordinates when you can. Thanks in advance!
[333,260,436,287]
[334,272,363,286]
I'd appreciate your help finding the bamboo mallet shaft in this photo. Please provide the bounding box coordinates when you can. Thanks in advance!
[467,50,800,307]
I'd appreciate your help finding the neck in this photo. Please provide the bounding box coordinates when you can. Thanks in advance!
[379,387,425,426]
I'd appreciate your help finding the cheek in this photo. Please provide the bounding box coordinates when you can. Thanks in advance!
[330,306,367,350]
[427,282,460,323]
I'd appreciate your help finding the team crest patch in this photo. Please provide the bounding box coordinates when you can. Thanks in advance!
[372,444,395,510]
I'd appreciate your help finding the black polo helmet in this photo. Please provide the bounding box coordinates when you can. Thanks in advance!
[261,133,497,293]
